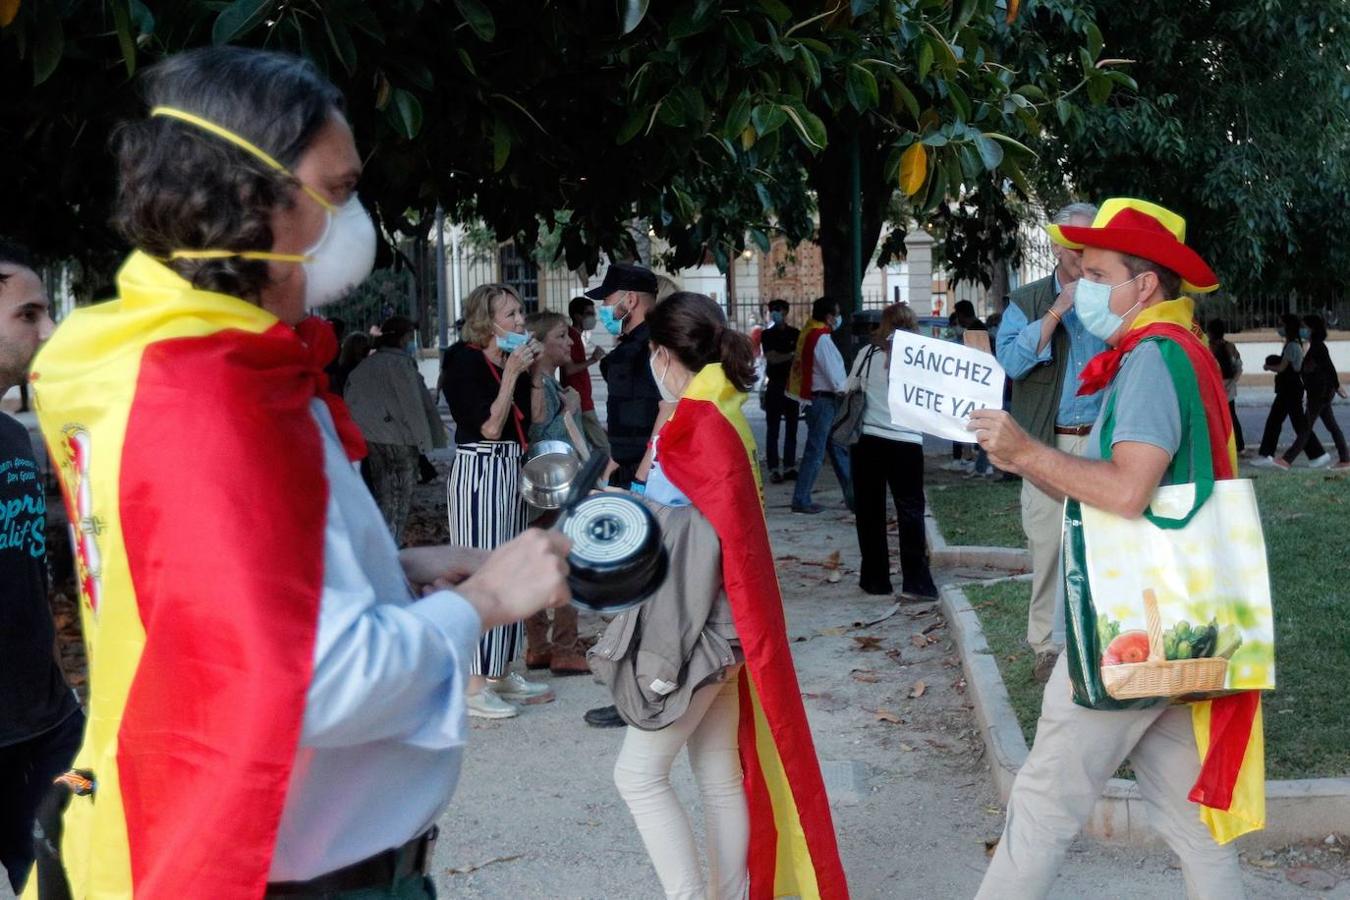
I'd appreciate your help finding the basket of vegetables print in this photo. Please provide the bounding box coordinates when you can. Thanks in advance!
[1099,589,1243,700]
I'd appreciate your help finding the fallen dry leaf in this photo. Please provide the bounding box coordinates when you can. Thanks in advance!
[850,669,881,684]
[899,742,915,752]
[873,708,903,724]
[823,550,842,570]
[984,837,1000,858]
[921,620,944,634]
[852,635,884,651]
[885,648,904,664]
[818,626,847,637]
[909,680,927,699]
[910,634,932,649]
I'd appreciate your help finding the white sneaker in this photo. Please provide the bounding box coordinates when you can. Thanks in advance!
[1252,455,1277,468]
[1310,454,1334,469]
[489,671,555,705]
[941,459,967,472]
[467,689,519,719]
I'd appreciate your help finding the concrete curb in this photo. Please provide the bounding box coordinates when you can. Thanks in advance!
[925,504,1032,573]
[941,578,1350,845]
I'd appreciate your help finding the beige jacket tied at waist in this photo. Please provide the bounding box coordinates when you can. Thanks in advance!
[588,501,740,731]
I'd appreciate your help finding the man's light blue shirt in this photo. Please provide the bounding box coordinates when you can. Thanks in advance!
[995,275,1107,427]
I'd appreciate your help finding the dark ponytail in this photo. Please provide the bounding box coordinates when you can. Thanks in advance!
[647,291,757,393]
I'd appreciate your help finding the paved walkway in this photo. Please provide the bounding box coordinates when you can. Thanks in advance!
[421,448,1332,897]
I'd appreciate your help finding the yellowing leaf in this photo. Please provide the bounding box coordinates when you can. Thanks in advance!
[0,0,18,27]
[741,125,756,150]
[1006,0,1020,24]
[899,142,927,196]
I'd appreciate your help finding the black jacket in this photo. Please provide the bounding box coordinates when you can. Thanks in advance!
[600,321,662,473]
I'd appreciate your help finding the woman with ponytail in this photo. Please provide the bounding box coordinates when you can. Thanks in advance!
[607,292,847,899]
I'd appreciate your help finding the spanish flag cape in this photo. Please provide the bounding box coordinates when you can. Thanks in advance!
[1077,297,1265,843]
[786,319,830,402]
[28,252,363,899]
[659,364,848,899]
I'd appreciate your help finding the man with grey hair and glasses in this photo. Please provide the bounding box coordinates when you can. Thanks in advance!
[995,201,1104,683]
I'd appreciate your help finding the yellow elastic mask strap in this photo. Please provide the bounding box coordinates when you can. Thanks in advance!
[167,249,309,263]
[150,106,337,213]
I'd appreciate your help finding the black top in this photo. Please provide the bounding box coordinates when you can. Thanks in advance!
[440,342,533,446]
[760,323,800,386]
[0,413,77,747]
[1302,341,1341,398]
[599,321,662,467]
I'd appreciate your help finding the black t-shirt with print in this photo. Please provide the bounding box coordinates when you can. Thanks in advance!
[0,413,77,746]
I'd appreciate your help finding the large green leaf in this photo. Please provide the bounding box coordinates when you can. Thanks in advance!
[723,91,753,139]
[30,0,63,85]
[620,0,650,35]
[492,117,511,171]
[845,63,879,112]
[212,0,271,46]
[324,17,358,75]
[751,103,787,137]
[974,132,1004,170]
[455,0,496,42]
[111,0,136,77]
[390,88,424,139]
[781,102,827,150]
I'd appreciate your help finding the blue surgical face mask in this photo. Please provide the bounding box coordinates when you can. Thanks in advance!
[770,310,785,325]
[495,328,528,353]
[1074,275,1142,342]
[597,302,627,336]
[1299,327,1311,341]
[405,338,417,355]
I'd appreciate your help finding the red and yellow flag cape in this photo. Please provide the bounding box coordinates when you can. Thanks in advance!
[28,252,344,898]
[1079,298,1265,843]
[659,363,849,899]
[786,319,829,403]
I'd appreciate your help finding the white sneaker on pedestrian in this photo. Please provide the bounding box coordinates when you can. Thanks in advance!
[467,689,519,719]
[489,671,555,705]
[1310,454,1334,469]
[941,459,967,472]
[1252,455,1277,468]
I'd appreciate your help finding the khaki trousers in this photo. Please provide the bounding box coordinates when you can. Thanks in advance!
[976,656,1244,899]
[580,409,610,453]
[1019,433,1088,653]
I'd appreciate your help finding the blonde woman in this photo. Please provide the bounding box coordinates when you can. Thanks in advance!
[439,284,554,717]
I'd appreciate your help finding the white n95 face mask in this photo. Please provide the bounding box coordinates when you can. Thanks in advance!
[301,195,377,309]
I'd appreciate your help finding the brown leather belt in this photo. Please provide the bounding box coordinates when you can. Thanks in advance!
[265,827,437,896]
[1054,424,1093,436]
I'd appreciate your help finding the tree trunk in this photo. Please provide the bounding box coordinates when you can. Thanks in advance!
[807,132,888,355]
[987,249,1010,317]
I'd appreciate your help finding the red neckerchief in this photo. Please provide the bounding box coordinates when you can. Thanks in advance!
[295,316,367,461]
[472,344,528,447]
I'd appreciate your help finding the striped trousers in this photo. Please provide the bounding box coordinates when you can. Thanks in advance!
[447,441,528,678]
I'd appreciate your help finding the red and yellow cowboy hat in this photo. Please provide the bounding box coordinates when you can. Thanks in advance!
[1047,198,1220,294]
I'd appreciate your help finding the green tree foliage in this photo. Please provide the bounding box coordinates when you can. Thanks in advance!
[0,0,1100,308]
[1028,1,1350,311]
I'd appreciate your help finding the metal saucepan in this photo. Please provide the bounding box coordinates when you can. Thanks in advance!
[552,451,669,613]
[520,440,581,509]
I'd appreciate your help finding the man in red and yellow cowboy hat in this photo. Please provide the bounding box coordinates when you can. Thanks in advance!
[969,199,1260,898]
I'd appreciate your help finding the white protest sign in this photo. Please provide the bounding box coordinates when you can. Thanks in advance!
[887,330,1006,441]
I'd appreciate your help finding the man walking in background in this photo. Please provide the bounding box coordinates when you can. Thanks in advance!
[996,201,1103,682]
[760,298,800,483]
[789,296,852,514]
[0,239,83,895]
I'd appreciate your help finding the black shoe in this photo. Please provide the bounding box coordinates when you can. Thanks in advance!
[859,581,894,596]
[583,705,625,728]
[791,502,823,515]
[784,468,799,481]
[770,470,784,484]
[899,588,939,603]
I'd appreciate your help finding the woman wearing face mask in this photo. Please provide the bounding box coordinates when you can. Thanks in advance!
[440,284,555,717]
[1255,313,1329,467]
[608,292,847,899]
[519,311,592,677]
[343,315,447,545]
[27,48,574,896]
[1273,315,1349,470]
